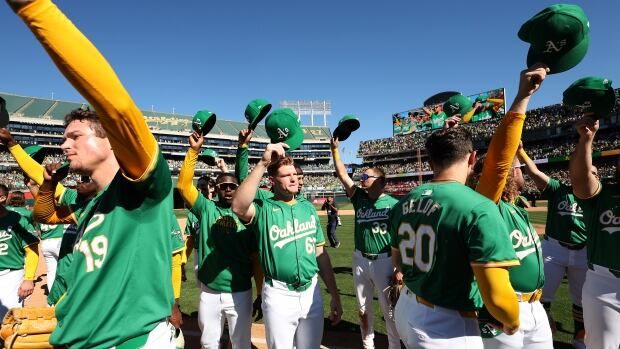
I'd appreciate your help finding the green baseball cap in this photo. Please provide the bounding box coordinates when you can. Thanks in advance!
[332,115,360,142]
[200,148,219,166]
[192,110,217,135]
[265,108,303,152]
[518,4,589,74]
[245,99,272,130]
[563,77,616,118]
[443,94,473,117]
[475,94,489,103]
[23,145,45,163]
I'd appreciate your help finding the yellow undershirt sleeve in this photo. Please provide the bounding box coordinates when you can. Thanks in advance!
[177,149,200,208]
[9,144,65,199]
[171,252,183,300]
[33,190,77,225]
[473,266,520,330]
[462,108,476,123]
[476,112,525,203]
[17,0,158,181]
[23,243,40,280]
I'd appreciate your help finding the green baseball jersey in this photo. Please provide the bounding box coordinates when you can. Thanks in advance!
[351,187,398,254]
[542,178,587,245]
[50,152,174,349]
[185,210,199,236]
[170,214,185,254]
[40,223,69,240]
[430,112,446,129]
[390,182,518,311]
[6,206,35,226]
[0,210,38,270]
[498,200,544,292]
[249,197,325,287]
[576,182,620,271]
[400,122,411,134]
[191,194,256,292]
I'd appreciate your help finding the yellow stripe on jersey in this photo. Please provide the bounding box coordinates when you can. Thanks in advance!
[470,260,520,268]
[17,0,158,181]
[476,112,526,203]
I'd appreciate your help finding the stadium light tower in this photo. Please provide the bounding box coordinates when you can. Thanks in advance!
[279,100,331,126]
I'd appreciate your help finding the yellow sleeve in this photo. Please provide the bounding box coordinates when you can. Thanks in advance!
[462,108,476,123]
[9,144,65,199]
[171,251,183,300]
[472,266,520,330]
[475,112,525,203]
[33,190,77,225]
[17,0,158,180]
[23,243,40,280]
[177,149,200,208]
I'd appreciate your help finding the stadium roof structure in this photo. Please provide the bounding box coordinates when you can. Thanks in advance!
[1,92,332,141]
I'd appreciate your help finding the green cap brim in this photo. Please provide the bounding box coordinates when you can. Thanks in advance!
[333,118,360,141]
[0,96,8,128]
[527,36,589,74]
[283,129,304,152]
[247,104,272,130]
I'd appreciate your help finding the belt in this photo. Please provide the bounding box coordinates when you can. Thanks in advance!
[358,250,391,261]
[404,288,478,319]
[265,276,314,292]
[516,289,542,303]
[588,263,620,278]
[544,235,585,250]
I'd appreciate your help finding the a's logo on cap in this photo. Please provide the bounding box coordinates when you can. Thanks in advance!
[543,39,567,53]
[277,127,289,139]
[449,104,460,112]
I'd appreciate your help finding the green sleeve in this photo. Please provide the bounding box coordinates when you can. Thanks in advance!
[467,202,518,265]
[170,217,185,253]
[18,215,39,248]
[189,193,214,220]
[184,212,198,236]
[235,145,249,183]
[541,177,560,199]
[350,186,363,210]
[389,202,402,249]
[312,207,325,245]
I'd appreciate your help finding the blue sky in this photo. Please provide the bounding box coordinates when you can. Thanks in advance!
[2,1,618,163]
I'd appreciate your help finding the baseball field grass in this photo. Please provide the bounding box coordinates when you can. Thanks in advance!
[179,208,576,348]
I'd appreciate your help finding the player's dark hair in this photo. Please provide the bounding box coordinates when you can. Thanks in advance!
[64,108,107,138]
[197,175,211,187]
[425,127,473,170]
[8,191,26,207]
[267,156,295,177]
[470,153,519,200]
[294,163,303,176]
[215,173,238,185]
[0,184,9,197]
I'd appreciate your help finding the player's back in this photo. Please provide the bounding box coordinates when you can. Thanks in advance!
[392,181,515,312]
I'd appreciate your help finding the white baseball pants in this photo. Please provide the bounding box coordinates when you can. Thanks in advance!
[482,300,552,349]
[0,269,24,319]
[583,267,620,349]
[540,237,587,305]
[41,237,61,291]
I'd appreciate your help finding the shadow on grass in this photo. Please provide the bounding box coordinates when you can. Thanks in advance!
[333,266,353,275]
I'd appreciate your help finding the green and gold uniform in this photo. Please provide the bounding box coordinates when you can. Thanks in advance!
[249,197,325,288]
[0,211,38,270]
[542,178,587,245]
[191,195,256,292]
[576,182,620,272]
[390,182,518,311]
[351,187,398,255]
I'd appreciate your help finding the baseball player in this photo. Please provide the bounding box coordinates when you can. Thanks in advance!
[390,126,520,349]
[9,0,179,346]
[232,143,342,349]
[473,65,552,349]
[570,116,620,349]
[331,138,400,349]
[321,197,340,248]
[0,184,39,320]
[517,142,588,347]
[177,131,262,349]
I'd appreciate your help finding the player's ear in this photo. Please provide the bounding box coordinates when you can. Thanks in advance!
[468,150,477,167]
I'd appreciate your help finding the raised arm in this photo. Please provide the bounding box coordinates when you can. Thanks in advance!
[11,0,158,180]
[176,133,203,209]
[33,163,77,224]
[476,65,548,202]
[232,143,287,223]
[570,116,601,199]
[516,142,549,192]
[330,137,355,197]
[235,129,252,183]
[472,266,520,334]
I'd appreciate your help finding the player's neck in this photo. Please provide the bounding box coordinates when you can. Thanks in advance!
[367,187,384,200]
[90,157,121,192]
[432,165,467,184]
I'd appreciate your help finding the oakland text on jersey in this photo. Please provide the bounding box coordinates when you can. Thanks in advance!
[556,200,583,217]
[269,215,317,248]
[599,210,620,234]
[400,196,441,216]
[510,227,541,260]
[356,207,391,223]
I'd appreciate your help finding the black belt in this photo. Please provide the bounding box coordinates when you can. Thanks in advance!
[544,235,585,250]
[360,250,391,260]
